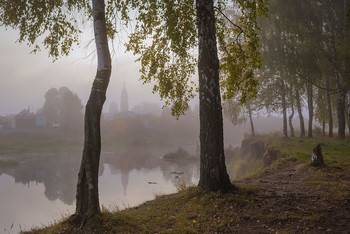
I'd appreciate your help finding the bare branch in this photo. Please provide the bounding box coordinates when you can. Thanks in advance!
[296,71,338,92]
[213,6,243,42]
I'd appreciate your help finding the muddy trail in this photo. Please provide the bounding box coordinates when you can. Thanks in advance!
[234,162,350,233]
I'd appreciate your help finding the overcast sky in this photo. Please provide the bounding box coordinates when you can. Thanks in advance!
[0,27,169,116]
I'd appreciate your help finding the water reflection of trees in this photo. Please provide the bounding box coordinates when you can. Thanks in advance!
[103,149,199,192]
[3,149,198,205]
[4,153,83,205]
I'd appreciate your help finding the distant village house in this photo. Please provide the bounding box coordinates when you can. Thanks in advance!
[15,108,36,128]
[0,107,47,130]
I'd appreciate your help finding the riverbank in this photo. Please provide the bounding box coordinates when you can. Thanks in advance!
[0,131,83,155]
[24,137,350,233]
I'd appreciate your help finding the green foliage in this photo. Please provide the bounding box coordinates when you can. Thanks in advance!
[0,0,91,58]
[218,0,268,103]
[223,98,247,125]
[280,156,298,162]
[0,0,268,117]
[0,0,129,59]
[123,0,267,116]
[232,158,263,179]
[124,0,197,117]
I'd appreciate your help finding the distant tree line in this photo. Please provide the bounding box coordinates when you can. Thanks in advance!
[102,106,200,149]
[224,0,350,139]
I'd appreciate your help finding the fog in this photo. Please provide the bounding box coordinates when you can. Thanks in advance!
[0,28,164,116]
[1,1,346,231]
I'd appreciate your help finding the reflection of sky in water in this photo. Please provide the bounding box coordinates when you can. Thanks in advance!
[0,152,199,233]
[99,165,177,210]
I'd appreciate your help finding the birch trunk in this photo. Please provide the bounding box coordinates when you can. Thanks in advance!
[196,0,234,192]
[289,85,295,137]
[295,88,305,137]
[75,0,111,219]
[281,79,288,138]
[248,104,255,137]
[326,77,333,137]
[307,80,313,138]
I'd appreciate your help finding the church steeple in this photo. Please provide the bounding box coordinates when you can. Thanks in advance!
[120,81,129,112]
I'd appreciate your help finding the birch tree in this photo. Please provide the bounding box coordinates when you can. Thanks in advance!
[0,0,124,221]
[125,0,267,191]
[223,98,258,137]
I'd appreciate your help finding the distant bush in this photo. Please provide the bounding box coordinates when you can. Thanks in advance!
[313,126,323,136]
[233,160,248,178]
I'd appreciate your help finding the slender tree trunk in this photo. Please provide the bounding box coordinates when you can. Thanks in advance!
[322,118,326,136]
[326,77,333,137]
[295,88,305,137]
[334,69,346,138]
[281,79,288,138]
[345,0,350,136]
[196,0,233,192]
[307,80,313,138]
[76,0,111,220]
[288,85,295,137]
[248,104,255,137]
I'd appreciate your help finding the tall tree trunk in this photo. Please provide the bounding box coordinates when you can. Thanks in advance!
[326,77,333,137]
[248,103,255,137]
[322,117,326,136]
[288,85,295,137]
[345,0,350,136]
[281,79,288,138]
[196,0,233,192]
[334,69,346,138]
[307,80,313,138]
[295,88,305,137]
[76,0,111,220]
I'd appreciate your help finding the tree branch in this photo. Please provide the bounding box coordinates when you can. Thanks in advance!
[295,71,338,92]
[214,6,243,42]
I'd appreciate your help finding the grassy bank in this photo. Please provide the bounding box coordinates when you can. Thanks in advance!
[267,137,350,168]
[0,131,83,155]
[24,137,350,233]
[231,136,350,179]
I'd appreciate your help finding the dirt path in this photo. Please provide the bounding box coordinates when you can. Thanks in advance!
[235,162,350,233]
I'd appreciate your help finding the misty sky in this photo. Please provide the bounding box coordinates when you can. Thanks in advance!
[0,27,169,116]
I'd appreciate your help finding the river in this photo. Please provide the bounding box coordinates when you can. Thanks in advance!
[0,148,199,233]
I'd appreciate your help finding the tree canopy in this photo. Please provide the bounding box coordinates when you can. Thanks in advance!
[123,0,267,116]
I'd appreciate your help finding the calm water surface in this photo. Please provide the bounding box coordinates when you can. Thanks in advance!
[0,149,199,233]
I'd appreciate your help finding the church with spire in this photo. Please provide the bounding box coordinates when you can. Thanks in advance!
[117,82,136,118]
[120,82,129,112]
